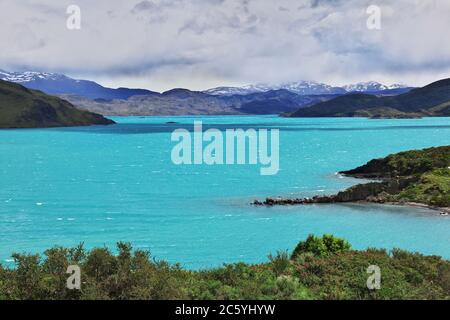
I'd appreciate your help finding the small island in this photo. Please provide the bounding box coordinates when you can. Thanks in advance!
[0,80,114,128]
[254,146,450,215]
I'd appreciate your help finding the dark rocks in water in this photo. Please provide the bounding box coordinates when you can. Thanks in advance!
[252,200,264,206]
[253,196,329,206]
[253,197,317,206]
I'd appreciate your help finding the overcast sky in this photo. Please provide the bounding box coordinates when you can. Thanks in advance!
[1,0,449,91]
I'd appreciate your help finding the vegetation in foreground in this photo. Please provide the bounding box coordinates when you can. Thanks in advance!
[0,235,448,300]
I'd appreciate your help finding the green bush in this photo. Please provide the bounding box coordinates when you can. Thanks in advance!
[0,237,448,300]
[291,234,352,259]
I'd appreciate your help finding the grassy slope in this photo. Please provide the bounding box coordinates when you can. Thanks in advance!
[342,146,450,178]
[393,169,450,207]
[0,236,449,300]
[341,146,450,207]
[0,80,114,128]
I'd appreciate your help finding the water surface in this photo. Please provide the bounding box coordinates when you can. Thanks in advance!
[1,116,449,268]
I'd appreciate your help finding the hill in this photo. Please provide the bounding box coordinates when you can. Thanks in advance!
[0,80,114,128]
[254,146,450,212]
[289,78,450,118]
[60,90,338,116]
[340,146,450,209]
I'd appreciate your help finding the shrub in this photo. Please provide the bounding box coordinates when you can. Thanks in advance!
[0,237,448,300]
[291,234,352,259]
[268,251,291,276]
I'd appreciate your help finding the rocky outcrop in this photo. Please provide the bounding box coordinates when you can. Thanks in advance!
[254,146,450,216]
[253,177,419,207]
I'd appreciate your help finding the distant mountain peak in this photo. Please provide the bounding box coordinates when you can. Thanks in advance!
[0,69,157,100]
[0,70,67,83]
[343,81,407,93]
[289,77,450,118]
[204,81,410,96]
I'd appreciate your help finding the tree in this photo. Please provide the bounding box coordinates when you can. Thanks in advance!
[291,234,351,259]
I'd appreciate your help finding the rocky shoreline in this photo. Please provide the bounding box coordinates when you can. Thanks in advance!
[253,146,450,216]
[252,196,450,215]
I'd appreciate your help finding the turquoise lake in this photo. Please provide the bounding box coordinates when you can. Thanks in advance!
[1,116,449,269]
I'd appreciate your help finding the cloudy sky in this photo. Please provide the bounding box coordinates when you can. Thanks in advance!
[1,0,449,91]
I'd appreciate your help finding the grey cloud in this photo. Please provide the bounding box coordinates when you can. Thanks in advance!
[132,1,156,12]
[310,0,345,8]
[0,0,449,91]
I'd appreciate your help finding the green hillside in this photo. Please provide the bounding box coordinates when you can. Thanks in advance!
[341,146,450,178]
[340,146,450,208]
[0,80,114,128]
[255,146,450,210]
[289,78,450,118]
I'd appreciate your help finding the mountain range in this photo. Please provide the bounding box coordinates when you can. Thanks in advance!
[204,81,411,96]
[289,78,450,118]
[0,70,157,100]
[0,69,414,116]
[59,89,339,116]
[1,69,449,120]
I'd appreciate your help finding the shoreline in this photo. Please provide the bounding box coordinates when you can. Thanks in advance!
[253,146,450,216]
[398,201,450,215]
[253,197,450,216]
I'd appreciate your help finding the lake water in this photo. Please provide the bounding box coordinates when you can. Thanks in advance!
[1,116,449,269]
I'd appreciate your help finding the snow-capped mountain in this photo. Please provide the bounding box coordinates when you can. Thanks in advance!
[202,86,256,96]
[343,81,407,93]
[0,68,412,102]
[0,69,156,100]
[205,81,346,96]
[205,81,411,96]
[0,70,66,83]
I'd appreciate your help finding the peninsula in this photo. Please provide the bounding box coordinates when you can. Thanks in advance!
[254,146,450,214]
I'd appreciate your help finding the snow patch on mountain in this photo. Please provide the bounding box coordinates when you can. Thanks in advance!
[343,81,407,93]
[0,69,157,100]
[205,81,410,96]
[205,81,347,96]
[0,70,67,83]
[0,69,411,98]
